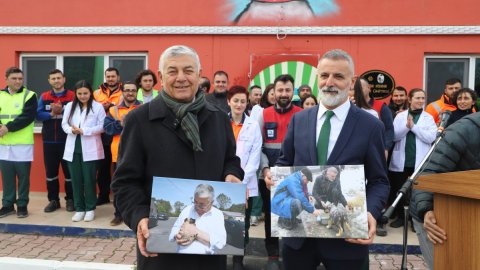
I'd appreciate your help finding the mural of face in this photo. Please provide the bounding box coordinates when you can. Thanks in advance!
[231,0,339,24]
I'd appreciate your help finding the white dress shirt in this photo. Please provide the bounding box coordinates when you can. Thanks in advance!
[315,100,351,160]
[169,204,227,254]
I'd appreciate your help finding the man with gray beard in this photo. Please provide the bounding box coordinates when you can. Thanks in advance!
[276,49,389,270]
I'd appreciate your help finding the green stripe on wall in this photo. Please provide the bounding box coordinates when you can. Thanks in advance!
[301,64,312,86]
[288,62,297,84]
[274,64,282,79]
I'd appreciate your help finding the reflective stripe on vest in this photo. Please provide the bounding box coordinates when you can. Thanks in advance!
[109,103,140,162]
[113,106,119,121]
[264,143,282,149]
[0,89,36,145]
[0,114,20,119]
[432,101,442,114]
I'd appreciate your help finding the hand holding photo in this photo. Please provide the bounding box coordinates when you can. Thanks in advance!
[146,177,246,256]
[270,165,368,239]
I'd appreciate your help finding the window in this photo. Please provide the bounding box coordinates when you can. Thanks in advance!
[20,53,147,96]
[424,57,469,104]
[21,57,56,94]
[110,56,146,83]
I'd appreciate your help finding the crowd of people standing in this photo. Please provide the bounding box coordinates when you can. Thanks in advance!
[1,45,479,270]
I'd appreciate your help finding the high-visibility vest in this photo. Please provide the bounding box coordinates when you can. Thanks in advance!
[108,103,140,162]
[0,89,36,145]
[425,95,457,125]
[262,105,302,146]
[94,84,123,108]
[136,88,159,103]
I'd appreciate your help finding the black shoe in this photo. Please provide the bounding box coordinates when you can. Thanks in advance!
[410,222,416,233]
[390,218,404,228]
[17,206,28,218]
[283,219,294,230]
[66,199,75,212]
[44,200,60,213]
[376,223,388,237]
[0,206,15,218]
[96,197,110,206]
[266,258,281,270]
[110,216,123,226]
[233,256,244,270]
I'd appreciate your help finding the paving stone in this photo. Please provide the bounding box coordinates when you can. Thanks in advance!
[0,232,428,269]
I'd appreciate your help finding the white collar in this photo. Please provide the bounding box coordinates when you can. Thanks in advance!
[317,99,350,122]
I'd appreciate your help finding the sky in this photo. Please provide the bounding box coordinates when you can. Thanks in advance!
[151,177,246,206]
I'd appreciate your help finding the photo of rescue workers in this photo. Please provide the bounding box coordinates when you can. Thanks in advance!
[270,165,368,239]
[146,177,246,256]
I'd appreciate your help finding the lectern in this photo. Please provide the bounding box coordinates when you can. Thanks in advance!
[416,169,480,270]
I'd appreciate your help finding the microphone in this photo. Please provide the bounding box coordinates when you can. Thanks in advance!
[436,110,451,137]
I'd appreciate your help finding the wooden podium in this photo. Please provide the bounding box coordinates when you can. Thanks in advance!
[416,169,480,270]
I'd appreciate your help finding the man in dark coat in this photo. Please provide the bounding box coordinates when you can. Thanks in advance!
[111,45,244,270]
[312,166,347,210]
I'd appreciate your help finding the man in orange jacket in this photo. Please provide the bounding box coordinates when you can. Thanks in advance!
[103,81,142,226]
[425,78,461,125]
[94,67,123,206]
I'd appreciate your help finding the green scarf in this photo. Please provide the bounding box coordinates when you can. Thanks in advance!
[160,90,206,152]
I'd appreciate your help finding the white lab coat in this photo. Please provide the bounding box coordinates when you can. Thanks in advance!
[389,110,436,171]
[62,100,105,162]
[236,115,262,197]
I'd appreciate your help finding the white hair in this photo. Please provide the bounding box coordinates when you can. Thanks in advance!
[158,45,201,73]
[319,49,355,75]
[194,184,214,202]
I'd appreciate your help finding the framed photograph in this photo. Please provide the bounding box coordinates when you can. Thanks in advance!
[146,177,246,256]
[270,165,368,239]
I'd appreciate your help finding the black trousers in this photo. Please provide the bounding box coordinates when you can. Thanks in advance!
[258,178,279,257]
[388,167,414,219]
[97,141,112,200]
[43,143,72,201]
[112,163,120,217]
[136,246,226,270]
[282,239,368,270]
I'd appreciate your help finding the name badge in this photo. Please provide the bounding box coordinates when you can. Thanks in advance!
[264,122,278,140]
[46,104,51,111]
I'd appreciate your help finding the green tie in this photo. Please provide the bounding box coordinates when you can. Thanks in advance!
[317,110,334,165]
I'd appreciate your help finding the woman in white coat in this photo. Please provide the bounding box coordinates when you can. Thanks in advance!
[62,80,105,222]
[389,88,436,228]
[227,85,262,270]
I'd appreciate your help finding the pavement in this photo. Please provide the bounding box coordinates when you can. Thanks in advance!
[0,192,429,269]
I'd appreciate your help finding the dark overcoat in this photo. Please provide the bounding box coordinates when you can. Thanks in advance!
[276,103,389,261]
[111,95,244,270]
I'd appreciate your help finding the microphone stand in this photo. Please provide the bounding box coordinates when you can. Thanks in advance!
[382,133,445,270]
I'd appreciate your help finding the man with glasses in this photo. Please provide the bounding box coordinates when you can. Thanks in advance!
[104,81,142,226]
[169,183,227,254]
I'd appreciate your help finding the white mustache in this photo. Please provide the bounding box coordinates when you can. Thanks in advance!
[321,87,340,93]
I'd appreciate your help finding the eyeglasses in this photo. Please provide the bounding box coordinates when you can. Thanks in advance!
[193,200,212,210]
[123,89,138,93]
